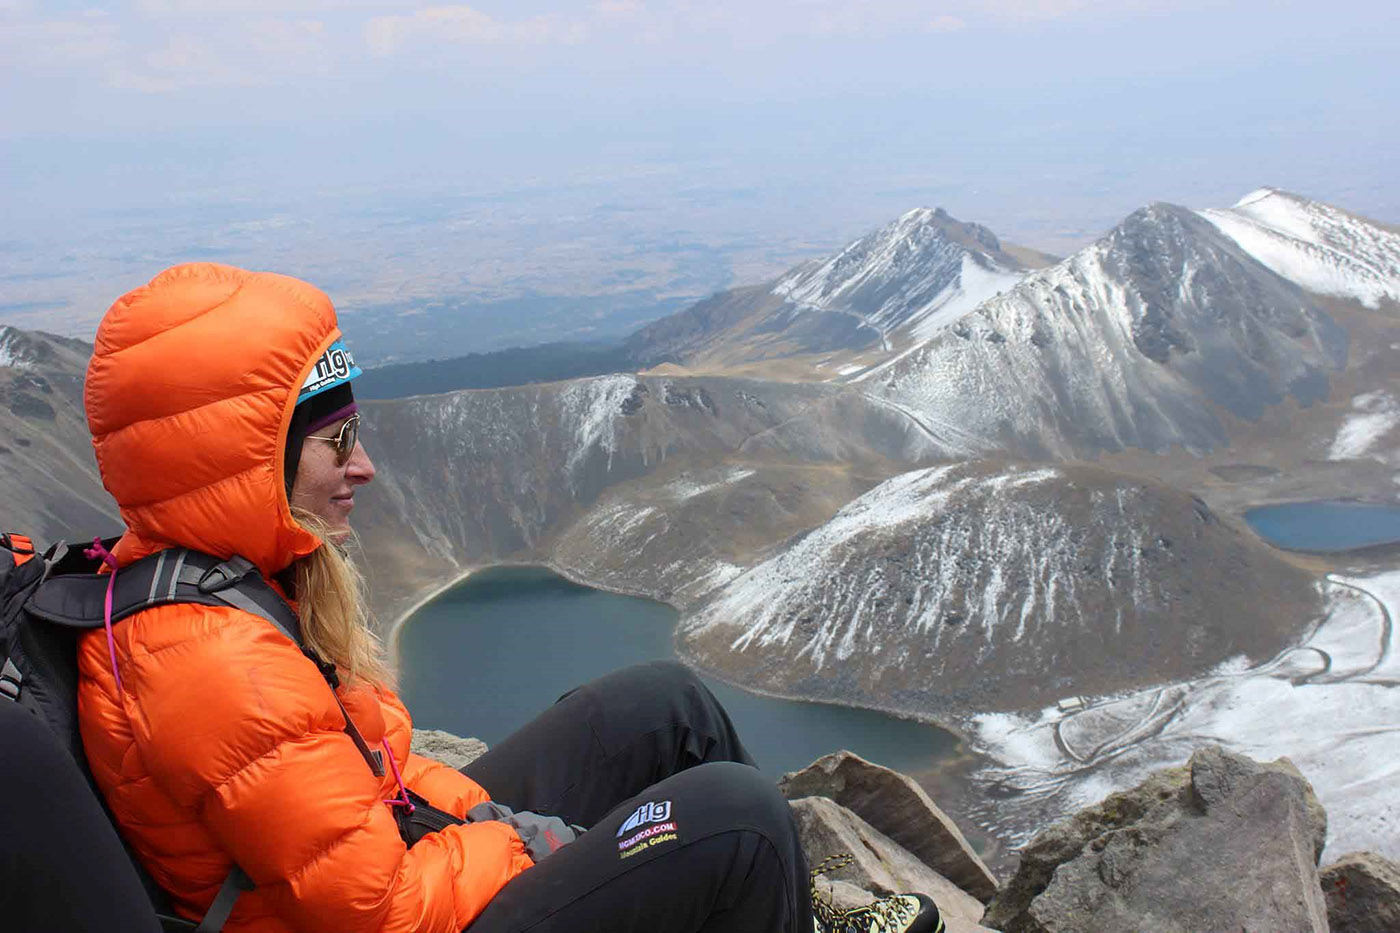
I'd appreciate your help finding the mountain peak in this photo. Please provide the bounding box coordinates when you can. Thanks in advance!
[893,206,1008,257]
[773,207,1026,341]
[1232,186,1286,208]
[0,325,46,371]
[0,325,93,372]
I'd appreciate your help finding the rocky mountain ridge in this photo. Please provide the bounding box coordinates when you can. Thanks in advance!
[864,202,1349,458]
[677,460,1318,716]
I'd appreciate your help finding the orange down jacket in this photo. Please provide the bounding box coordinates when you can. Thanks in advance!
[78,263,532,932]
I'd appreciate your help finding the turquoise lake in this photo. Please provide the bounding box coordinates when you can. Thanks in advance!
[395,565,961,780]
[1244,500,1400,552]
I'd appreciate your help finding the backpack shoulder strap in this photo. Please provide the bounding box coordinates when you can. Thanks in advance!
[6,544,352,932]
[26,549,302,644]
[27,546,386,778]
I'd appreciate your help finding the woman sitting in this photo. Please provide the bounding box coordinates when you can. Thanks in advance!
[76,262,941,933]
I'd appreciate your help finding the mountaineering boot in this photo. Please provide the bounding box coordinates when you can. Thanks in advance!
[810,855,945,933]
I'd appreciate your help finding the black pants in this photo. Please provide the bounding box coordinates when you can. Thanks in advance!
[0,699,161,933]
[461,661,814,933]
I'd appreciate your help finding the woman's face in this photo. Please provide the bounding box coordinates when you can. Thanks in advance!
[289,415,376,539]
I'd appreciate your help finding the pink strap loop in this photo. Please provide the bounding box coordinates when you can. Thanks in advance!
[83,538,124,693]
[380,739,414,812]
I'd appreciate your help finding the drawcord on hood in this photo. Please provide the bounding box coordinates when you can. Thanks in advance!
[381,739,414,813]
[84,537,123,693]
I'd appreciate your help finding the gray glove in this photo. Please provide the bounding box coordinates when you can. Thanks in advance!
[466,801,585,862]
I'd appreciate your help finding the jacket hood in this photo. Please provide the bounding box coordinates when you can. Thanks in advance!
[86,262,345,575]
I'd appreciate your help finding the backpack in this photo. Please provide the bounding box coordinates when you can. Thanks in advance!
[0,532,391,932]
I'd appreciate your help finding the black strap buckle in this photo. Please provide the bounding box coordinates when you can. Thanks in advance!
[302,646,341,689]
[196,556,256,594]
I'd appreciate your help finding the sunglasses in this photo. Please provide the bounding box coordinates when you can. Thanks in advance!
[304,412,361,465]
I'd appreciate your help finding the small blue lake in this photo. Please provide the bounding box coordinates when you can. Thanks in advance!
[396,565,961,781]
[1244,500,1400,552]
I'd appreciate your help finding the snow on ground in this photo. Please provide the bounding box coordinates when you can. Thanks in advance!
[867,240,1172,456]
[906,255,1022,342]
[848,339,928,385]
[1329,390,1400,464]
[687,463,1079,667]
[1199,188,1400,309]
[662,467,757,502]
[0,327,33,370]
[966,571,1400,863]
[589,503,658,541]
[697,464,965,661]
[556,374,639,482]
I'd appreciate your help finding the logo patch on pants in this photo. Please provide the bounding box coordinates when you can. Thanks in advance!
[617,800,672,837]
[617,800,678,859]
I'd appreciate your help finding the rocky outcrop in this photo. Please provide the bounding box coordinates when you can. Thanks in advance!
[780,750,998,902]
[411,728,488,770]
[1320,851,1400,933]
[792,796,989,929]
[410,733,1358,933]
[984,746,1329,933]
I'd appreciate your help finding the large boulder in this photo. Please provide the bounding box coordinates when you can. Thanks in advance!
[792,796,994,932]
[411,728,488,770]
[781,750,999,902]
[1320,852,1400,933]
[984,746,1329,933]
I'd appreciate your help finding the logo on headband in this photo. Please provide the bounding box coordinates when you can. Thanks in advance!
[300,339,362,401]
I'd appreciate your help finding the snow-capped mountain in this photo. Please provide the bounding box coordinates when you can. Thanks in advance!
[678,460,1319,717]
[870,203,1349,457]
[0,325,89,372]
[625,207,1037,370]
[773,207,1028,343]
[1199,188,1400,309]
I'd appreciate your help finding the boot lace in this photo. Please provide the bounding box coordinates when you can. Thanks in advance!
[810,853,932,933]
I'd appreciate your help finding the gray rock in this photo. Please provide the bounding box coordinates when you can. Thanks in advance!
[781,750,999,902]
[1190,743,1328,862]
[985,746,1330,933]
[792,796,989,929]
[410,728,488,770]
[1320,851,1400,933]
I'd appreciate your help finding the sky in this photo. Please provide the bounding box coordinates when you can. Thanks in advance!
[2,1,1398,348]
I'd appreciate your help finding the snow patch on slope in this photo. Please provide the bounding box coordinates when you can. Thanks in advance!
[0,327,34,370]
[907,254,1022,342]
[1329,391,1400,463]
[1200,188,1400,308]
[663,467,757,502]
[556,375,639,482]
[966,571,1400,864]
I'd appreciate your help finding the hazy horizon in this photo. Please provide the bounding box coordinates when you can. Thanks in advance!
[3,0,1396,357]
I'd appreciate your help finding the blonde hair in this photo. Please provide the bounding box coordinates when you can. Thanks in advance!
[290,508,394,689]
